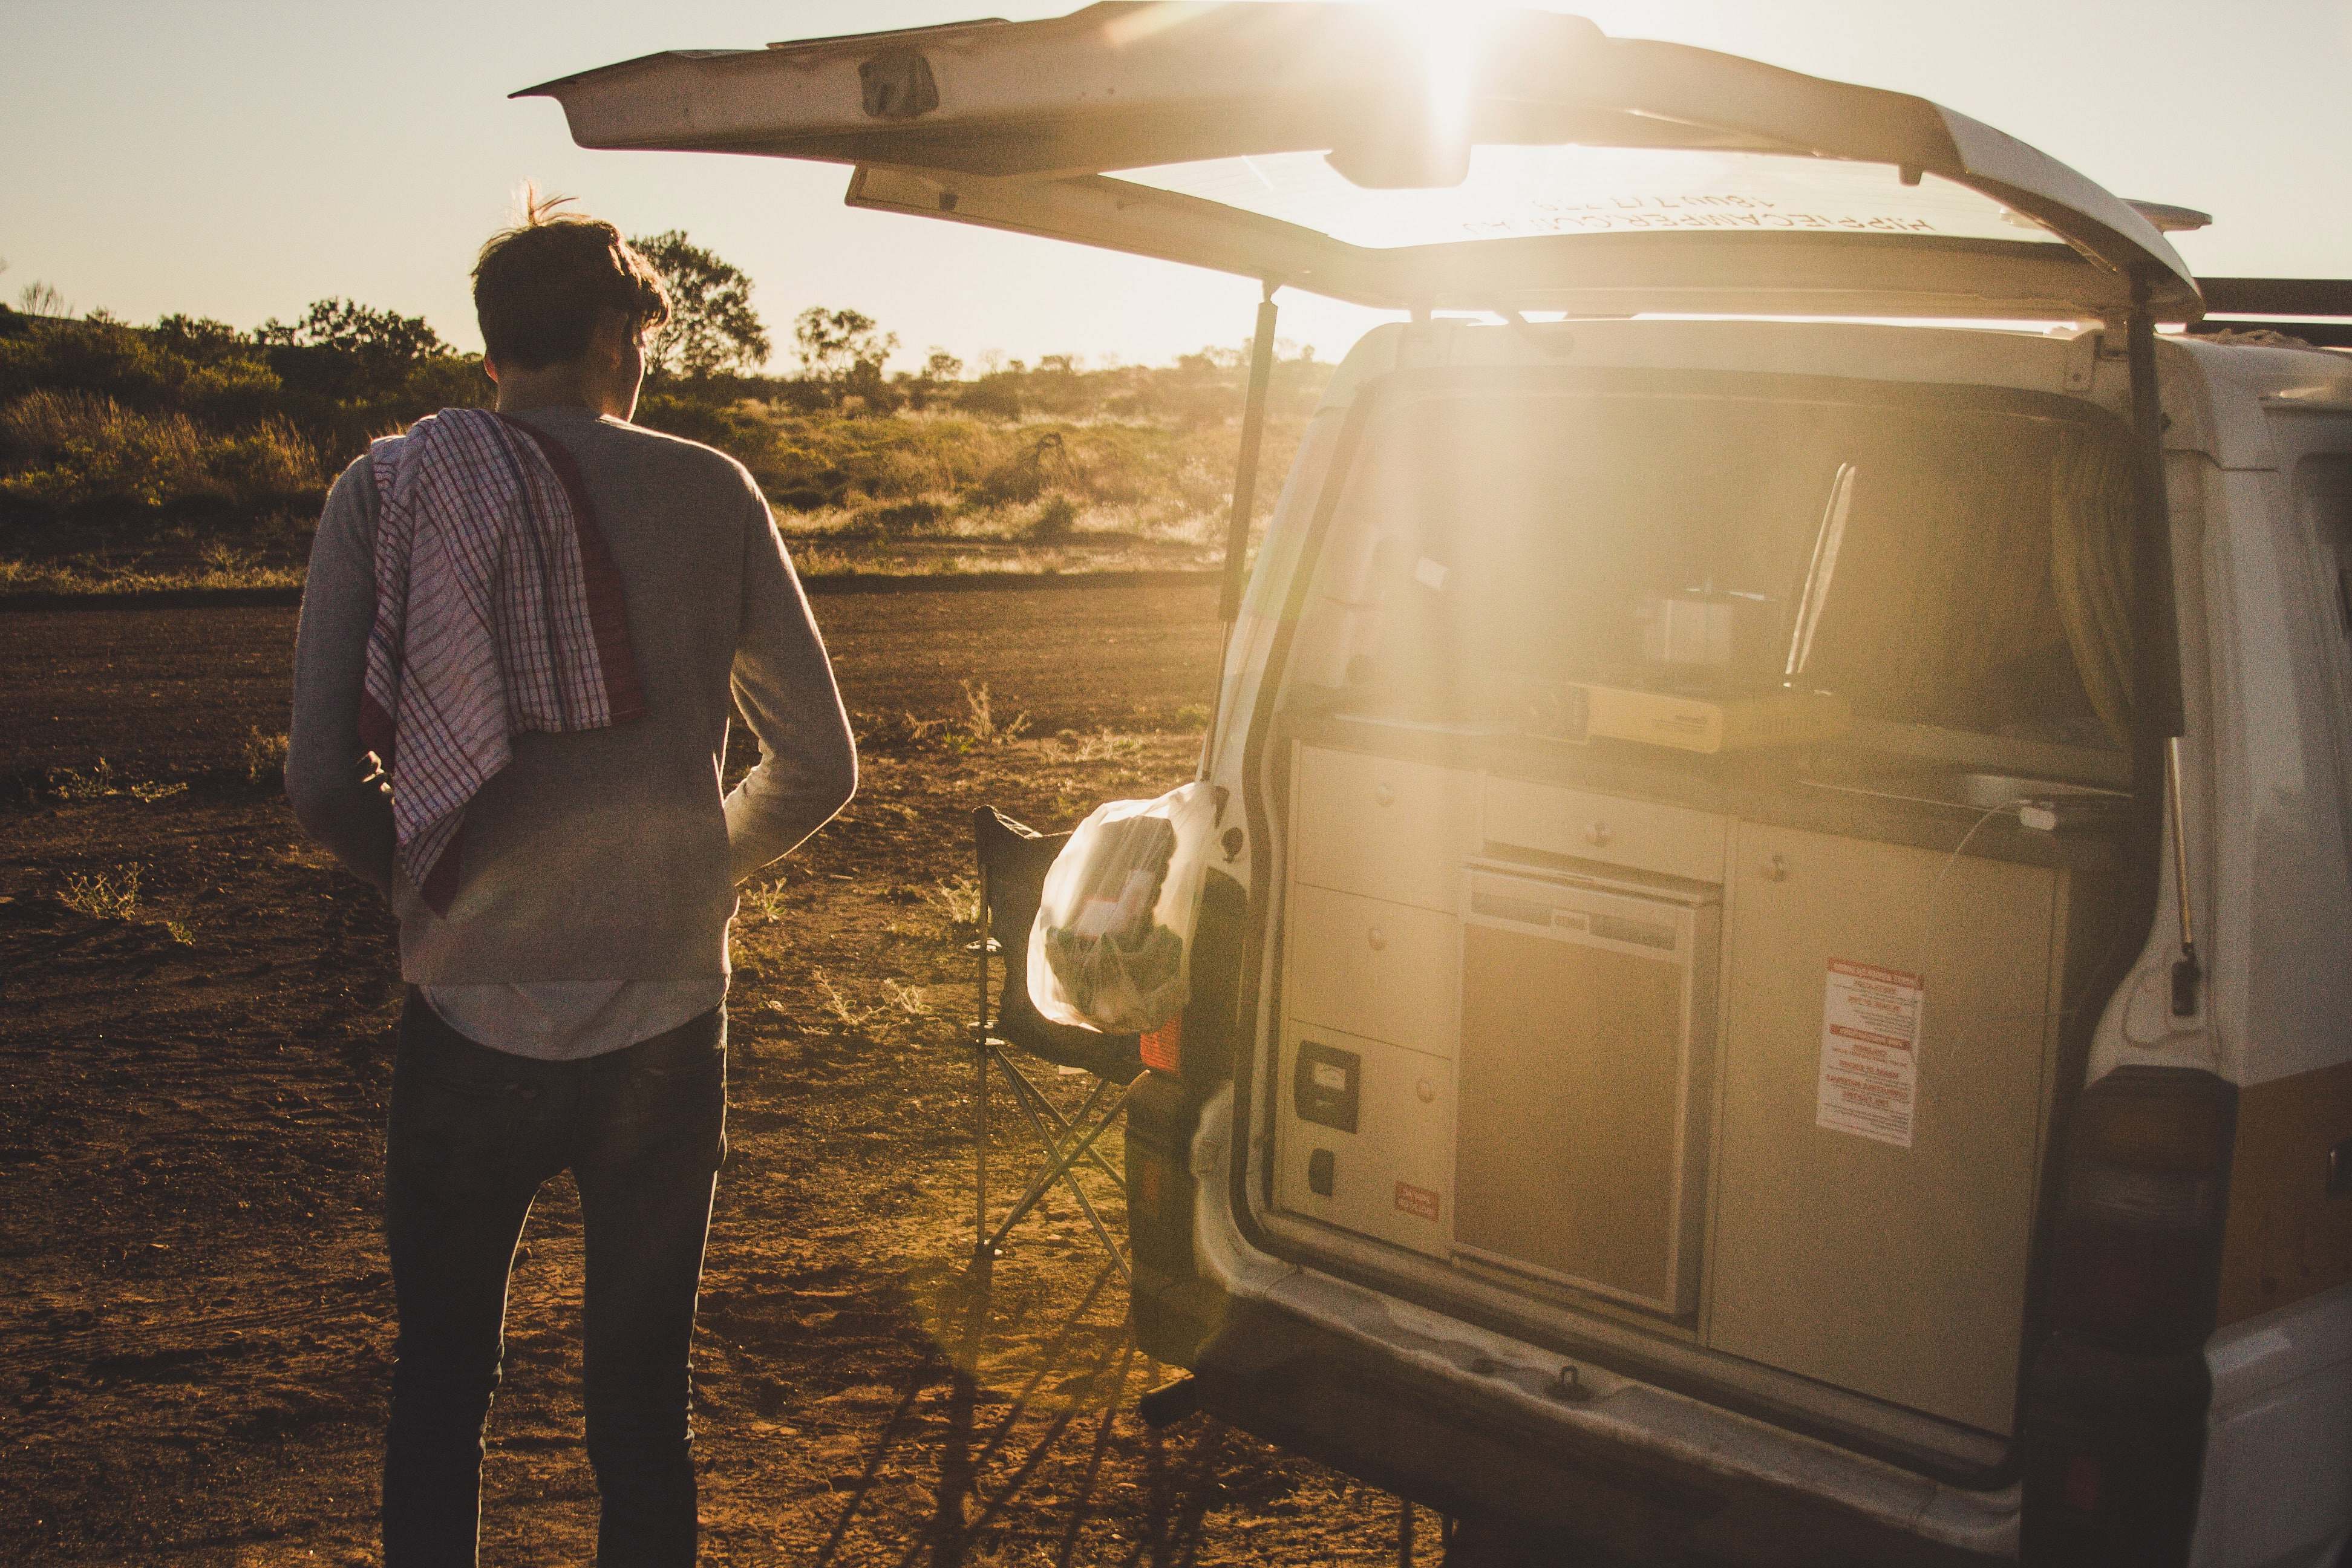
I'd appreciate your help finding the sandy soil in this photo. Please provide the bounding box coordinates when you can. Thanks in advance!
[0,585,1424,1566]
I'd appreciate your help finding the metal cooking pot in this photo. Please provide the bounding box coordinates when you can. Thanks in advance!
[1636,585,1782,670]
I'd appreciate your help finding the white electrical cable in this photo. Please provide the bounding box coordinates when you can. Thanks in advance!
[1904,789,2141,1129]
[1910,797,2022,1044]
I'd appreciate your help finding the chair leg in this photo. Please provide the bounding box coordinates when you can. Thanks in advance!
[983,1060,1081,1245]
[972,861,997,1263]
[973,1033,996,1261]
[996,1061,1126,1189]
[984,1076,1133,1282]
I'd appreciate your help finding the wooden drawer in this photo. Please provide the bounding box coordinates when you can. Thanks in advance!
[1285,884,1460,1057]
[1483,777,1730,886]
[1293,745,1480,912]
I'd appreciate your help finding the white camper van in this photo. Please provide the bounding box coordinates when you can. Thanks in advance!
[529,7,2352,1563]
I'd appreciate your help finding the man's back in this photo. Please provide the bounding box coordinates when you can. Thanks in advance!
[286,200,851,1568]
[289,405,855,990]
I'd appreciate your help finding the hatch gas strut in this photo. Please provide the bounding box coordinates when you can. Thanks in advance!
[1199,279,1281,779]
[2123,275,2200,1017]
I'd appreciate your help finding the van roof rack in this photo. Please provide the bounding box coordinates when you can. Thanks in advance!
[2187,278,2352,350]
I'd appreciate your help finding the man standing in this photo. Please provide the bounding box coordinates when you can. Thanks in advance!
[287,201,855,1566]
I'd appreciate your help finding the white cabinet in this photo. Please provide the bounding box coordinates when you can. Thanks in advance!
[1273,1024,1455,1258]
[1484,776,1730,886]
[1706,821,2063,1435]
[1293,745,1481,912]
[1286,883,1460,1058]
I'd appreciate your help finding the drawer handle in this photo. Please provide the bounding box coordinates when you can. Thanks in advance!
[1584,820,1612,848]
[1367,927,1388,952]
[1374,782,1396,807]
[1764,853,1789,882]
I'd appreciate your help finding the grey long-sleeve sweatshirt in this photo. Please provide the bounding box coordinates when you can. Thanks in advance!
[287,404,856,987]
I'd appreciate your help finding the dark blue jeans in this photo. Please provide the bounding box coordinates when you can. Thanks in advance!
[382,990,726,1568]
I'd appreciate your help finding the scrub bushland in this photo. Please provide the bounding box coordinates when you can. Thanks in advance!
[0,300,1331,592]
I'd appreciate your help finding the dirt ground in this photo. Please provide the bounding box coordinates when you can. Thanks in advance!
[0,585,1424,1566]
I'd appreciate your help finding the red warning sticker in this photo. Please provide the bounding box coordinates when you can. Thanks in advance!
[1394,1181,1441,1223]
[1817,958,1922,1149]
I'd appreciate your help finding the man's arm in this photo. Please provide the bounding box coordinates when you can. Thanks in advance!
[286,457,397,894]
[725,491,857,885]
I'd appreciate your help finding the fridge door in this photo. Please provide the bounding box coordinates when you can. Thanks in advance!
[1455,867,1718,1316]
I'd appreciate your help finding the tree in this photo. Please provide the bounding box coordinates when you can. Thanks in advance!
[151,314,249,361]
[921,347,964,383]
[792,307,897,385]
[253,298,448,363]
[631,230,770,378]
[18,279,70,318]
[252,298,457,407]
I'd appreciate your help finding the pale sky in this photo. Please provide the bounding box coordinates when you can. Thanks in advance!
[4,1,2347,371]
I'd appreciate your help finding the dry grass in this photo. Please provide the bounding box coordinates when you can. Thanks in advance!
[811,967,877,1030]
[740,878,789,923]
[0,389,322,514]
[1060,728,1145,762]
[956,680,1030,748]
[59,864,142,921]
[243,728,289,784]
[922,874,982,938]
[880,979,932,1019]
[50,759,119,801]
[0,554,304,596]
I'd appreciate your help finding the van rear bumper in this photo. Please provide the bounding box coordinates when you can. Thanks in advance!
[1128,1085,2024,1565]
[1178,1290,2007,1567]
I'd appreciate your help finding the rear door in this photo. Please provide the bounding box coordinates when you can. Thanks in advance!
[520,2,2203,324]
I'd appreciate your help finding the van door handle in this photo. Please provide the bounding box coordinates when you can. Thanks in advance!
[1374,783,1396,807]
[1367,927,1388,952]
[1764,854,1790,882]
[1584,821,1612,847]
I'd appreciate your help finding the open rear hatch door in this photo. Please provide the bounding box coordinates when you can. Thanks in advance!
[519,1,2202,323]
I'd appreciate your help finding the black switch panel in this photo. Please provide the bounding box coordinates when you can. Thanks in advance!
[1294,1039,1361,1134]
[1308,1148,1336,1197]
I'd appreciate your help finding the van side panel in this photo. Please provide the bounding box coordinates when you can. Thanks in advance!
[2189,1289,2352,1568]
[2217,1062,2352,1327]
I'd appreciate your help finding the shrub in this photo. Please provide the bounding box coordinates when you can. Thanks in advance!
[1030,493,1079,542]
[959,375,1024,420]
[863,497,942,535]
[243,727,290,784]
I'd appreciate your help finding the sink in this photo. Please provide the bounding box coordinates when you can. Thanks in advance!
[1800,763,2129,820]
[1956,772,2129,809]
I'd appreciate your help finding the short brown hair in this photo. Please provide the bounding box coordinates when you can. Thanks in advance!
[472,192,670,371]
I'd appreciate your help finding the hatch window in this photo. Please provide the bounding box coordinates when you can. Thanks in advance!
[1314,385,2126,751]
[1120,145,2060,253]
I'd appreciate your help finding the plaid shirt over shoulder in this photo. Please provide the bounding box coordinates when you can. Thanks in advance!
[359,408,644,913]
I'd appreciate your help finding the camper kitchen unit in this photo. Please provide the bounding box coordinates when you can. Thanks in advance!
[528,7,2352,1564]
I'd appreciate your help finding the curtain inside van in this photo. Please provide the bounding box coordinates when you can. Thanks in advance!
[2049,429,2137,748]
[1327,387,2125,748]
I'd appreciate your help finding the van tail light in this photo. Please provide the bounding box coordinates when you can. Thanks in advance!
[1141,1016,1183,1076]
[2022,1067,2238,1568]
[2044,1065,2236,1352]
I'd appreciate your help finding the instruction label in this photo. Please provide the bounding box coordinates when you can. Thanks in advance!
[1817,959,1922,1149]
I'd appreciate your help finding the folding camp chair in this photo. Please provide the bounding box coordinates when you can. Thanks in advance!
[968,806,1143,1280]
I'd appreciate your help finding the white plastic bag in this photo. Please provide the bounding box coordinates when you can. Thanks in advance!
[1028,782,1220,1034]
